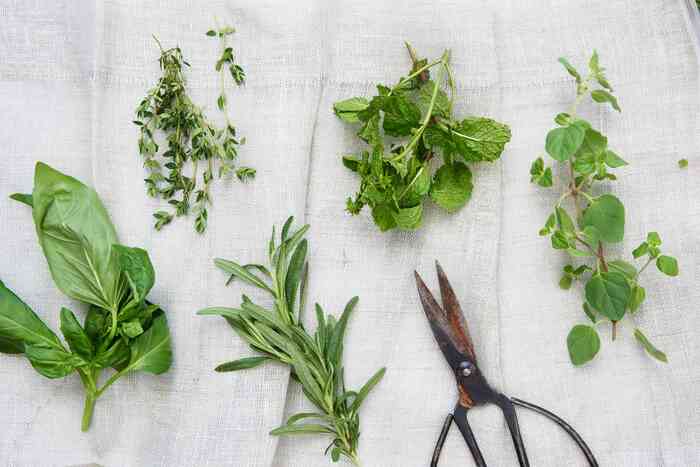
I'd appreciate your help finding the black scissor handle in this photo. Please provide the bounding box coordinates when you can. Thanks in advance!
[511,397,599,467]
[430,397,598,467]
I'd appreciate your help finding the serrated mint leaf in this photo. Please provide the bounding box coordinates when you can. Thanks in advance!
[453,117,511,162]
[333,97,370,123]
[393,204,423,230]
[371,204,397,232]
[567,325,600,366]
[429,163,473,213]
[417,80,450,118]
[382,94,421,136]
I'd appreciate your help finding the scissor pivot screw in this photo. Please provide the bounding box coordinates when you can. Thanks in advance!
[459,361,474,376]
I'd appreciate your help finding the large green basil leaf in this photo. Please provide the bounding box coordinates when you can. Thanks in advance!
[112,244,155,301]
[0,279,62,353]
[31,163,121,310]
[25,344,85,379]
[124,312,172,375]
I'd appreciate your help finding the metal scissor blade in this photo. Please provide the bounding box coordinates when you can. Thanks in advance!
[415,269,470,371]
[435,261,476,360]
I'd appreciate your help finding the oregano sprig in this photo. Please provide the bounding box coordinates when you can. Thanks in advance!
[198,217,385,465]
[532,51,679,366]
[333,43,511,231]
[135,27,253,233]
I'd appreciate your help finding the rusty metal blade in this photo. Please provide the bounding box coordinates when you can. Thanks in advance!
[435,261,476,361]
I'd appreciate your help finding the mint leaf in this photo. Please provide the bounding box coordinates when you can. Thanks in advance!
[453,117,511,162]
[393,204,423,230]
[429,163,473,213]
[567,325,600,366]
[382,94,421,136]
[333,97,370,123]
[371,204,397,232]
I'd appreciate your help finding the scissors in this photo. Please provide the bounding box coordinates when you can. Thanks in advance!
[414,262,599,467]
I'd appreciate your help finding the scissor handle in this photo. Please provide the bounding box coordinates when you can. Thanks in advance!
[430,397,598,467]
[511,397,599,467]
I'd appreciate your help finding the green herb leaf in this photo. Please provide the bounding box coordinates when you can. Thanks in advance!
[567,325,600,366]
[545,125,585,161]
[394,204,423,230]
[113,245,155,301]
[585,272,631,321]
[591,89,621,111]
[634,329,667,363]
[215,356,270,372]
[429,162,473,213]
[59,307,93,359]
[31,163,121,310]
[558,57,582,84]
[656,255,679,276]
[25,344,84,379]
[0,279,62,353]
[678,158,688,168]
[333,97,370,123]
[582,194,625,243]
[124,312,172,374]
[9,193,33,207]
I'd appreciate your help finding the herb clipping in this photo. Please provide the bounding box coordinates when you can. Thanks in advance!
[531,52,679,366]
[3,163,172,430]
[135,26,253,233]
[333,43,511,231]
[198,217,385,465]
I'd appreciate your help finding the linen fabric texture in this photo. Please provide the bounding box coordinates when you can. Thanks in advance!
[0,1,698,466]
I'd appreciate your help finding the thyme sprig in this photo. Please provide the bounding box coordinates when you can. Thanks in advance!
[135,27,253,233]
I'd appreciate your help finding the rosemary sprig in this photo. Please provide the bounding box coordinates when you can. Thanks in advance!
[198,217,385,465]
[134,27,253,233]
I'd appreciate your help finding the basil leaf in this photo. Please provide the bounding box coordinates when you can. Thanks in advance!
[25,345,84,379]
[112,244,155,301]
[59,307,93,359]
[567,325,600,366]
[585,272,631,321]
[582,194,625,243]
[125,312,172,374]
[93,338,130,370]
[31,163,121,310]
[0,279,62,352]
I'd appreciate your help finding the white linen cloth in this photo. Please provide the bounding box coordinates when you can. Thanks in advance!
[0,1,698,466]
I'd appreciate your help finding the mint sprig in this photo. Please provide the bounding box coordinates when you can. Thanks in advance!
[532,51,679,366]
[334,43,511,232]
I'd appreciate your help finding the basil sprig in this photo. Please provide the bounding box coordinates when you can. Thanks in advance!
[2,162,172,431]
